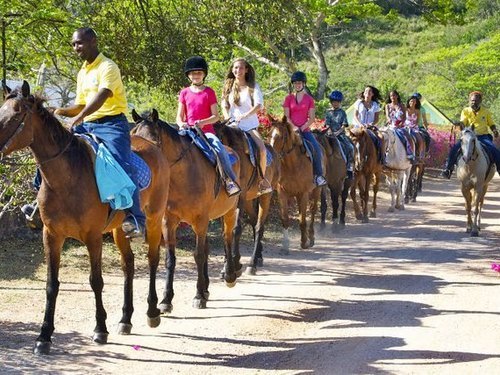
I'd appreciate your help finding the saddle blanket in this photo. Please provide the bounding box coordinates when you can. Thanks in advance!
[76,133,151,191]
[243,132,273,167]
[178,128,238,166]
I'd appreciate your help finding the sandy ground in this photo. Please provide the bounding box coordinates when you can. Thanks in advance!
[0,173,499,374]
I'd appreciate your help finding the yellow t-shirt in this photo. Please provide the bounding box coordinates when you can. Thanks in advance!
[75,53,128,122]
[460,106,494,135]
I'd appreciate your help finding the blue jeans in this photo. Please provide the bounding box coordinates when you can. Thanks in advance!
[301,131,324,176]
[446,134,500,172]
[205,133,237,182]
[74,114,145,226]
[338,134,354,170]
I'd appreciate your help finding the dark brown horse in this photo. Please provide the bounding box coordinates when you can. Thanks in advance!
[131,109,240,311]
[405,130,427,203]
[269,116,322,253]
[315,131,352,230]
[348,127,384,222]
[0,82,169,354]
[213,121,280,275]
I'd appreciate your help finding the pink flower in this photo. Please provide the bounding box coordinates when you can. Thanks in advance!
[491,263,500,272]
[132,345,141,350]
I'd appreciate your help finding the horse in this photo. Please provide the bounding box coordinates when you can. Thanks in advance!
[348,127,384,222]
[213,121,280,275]
[456,128,495,236]
[405,130,427,203]
[130,109,240,311]
[269,116,322,253]
[0,82,169,355]
[314,130,351,230]
[379,127,413,212]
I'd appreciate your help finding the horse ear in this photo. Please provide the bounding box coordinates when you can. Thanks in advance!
[152,108,159,122]
[21,80,30,98]
[131,108,141,123]
[2,79,11,96]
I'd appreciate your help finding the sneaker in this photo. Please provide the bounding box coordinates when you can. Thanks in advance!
[21,202,37,221]
[314,175,327,187]
[440,169,452,179]
[257,179,273,195]
[225,180,241,197]
[122,215,145,239]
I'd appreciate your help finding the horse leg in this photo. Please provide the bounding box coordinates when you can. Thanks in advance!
[34,230,64,355]
[144,214,164,327]
[350,175,363,221]
[320,186,327,231]
[297,193,310,249]
[417,164,425,193]
[308,188,320,248]
[159,217,179,314]
[278,189,290,254]
[461,187,473,233]
[225,202,244,280]
[112,229,135,335]
[370,173,380,219]
[222,208,238,287]
[471,187,483,237]
[387,173,396,213]
[86,234,109,345]
[192,221,209,309]
[331,186,339,225]
[246,196,270,275]
[339,178,351,227]
[361,175,370,222]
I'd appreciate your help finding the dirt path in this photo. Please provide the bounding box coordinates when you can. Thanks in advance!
[1,173,499,374]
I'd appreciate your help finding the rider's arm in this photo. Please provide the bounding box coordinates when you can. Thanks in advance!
[195,103,219,127]
[373,111,380,126]
[385,105,390,124]
[353,107,363,127]
[68,88,112,126]
[301,107,315,132]
[176,102,188,128]
[284,107,296,128]
[54,104,85,118]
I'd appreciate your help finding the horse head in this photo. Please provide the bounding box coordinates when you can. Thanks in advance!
[131,108,164,145]
[0,80,36,155]
[460,127,477,163]
[348,127,369,171]
[269,115,298,156]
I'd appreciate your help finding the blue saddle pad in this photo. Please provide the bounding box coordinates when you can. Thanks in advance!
[243,132,273,167]
[76,133,151,191]
[178,128,238,165]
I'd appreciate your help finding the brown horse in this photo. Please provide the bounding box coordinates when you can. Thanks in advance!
[131,109,240,311]
[269,116,322,253]
[405,130,427,203]
[348,127,384,222]
[315,131,352,230]
[0,82,169,354]
[213,121,280,275]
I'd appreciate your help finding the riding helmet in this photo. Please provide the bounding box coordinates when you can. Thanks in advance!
[291,71,307,83]
[412,92,422,100]
[184,56,208,76]
[328,90,344,102]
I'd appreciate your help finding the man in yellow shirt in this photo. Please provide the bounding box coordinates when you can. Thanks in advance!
[22,27,144,237]
[441,91,499,178]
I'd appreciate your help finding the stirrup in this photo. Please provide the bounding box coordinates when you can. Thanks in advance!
[225,180,241,197]
[314,175,327,187]
[257,179,273,196]
[122,215,145,239]
[21,201,38,221]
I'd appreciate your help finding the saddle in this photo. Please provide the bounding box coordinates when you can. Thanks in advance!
[242,131,273,168]
[298,133,315,161]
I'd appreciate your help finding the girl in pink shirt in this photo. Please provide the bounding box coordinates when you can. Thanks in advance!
[282,71,326,186]
[176,56,240,196]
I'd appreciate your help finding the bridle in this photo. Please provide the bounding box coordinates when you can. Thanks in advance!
[272,125,296,158]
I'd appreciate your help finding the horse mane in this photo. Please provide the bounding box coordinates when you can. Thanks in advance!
[153,117,181,142]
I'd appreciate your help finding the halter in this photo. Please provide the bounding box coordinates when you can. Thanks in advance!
[273,126,296,158]
[461,130,478,162]
[0,111,28,155]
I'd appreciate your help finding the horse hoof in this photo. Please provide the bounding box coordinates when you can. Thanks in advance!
[404,197,409,204]
[397,205,405,211]
[34,341,51,355]
[370,212,376,218]
[411,198,417,203]
[309,239,315,248]
[147,316,161,328]
[471,231,479,237]
[245,266,257,275]
[193,298,207,309]
[235,267,243,278]
[203,291,210,300]
[159,303,173,314]
[388,207,395,213]
[301,242,309,249]
[355,214,363,220]
[226,280,236,288]
[362,217,369,223]
[117,323,132,335]
[256,258,264,267]
[92,332,108,344]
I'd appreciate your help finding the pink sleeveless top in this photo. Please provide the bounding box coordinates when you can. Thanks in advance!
[405,111,418,129]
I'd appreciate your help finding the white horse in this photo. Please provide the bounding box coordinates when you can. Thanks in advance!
[380,127,412,212]
[457,128,495,236]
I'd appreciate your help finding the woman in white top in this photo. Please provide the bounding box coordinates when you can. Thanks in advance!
[221,58,272,195]
[353,85,383,128]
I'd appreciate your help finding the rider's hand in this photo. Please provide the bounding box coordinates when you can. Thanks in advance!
[68,114,84,127]
[492,127,499,138]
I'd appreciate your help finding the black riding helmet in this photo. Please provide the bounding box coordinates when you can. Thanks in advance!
[291,71,307,83]
[184,56,208,76]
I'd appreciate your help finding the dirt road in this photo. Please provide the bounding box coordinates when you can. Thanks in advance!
[1,173,499,374]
